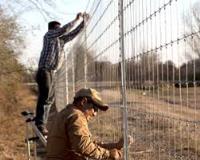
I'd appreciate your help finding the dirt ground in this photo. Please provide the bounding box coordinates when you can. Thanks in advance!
[1,86,200,160]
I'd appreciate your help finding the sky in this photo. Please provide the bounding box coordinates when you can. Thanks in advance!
[84,0,200,66]
[0,0,199,69]
[0,0,91,68]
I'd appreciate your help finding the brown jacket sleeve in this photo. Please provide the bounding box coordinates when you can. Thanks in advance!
[66,113,110,160]
[97,142,122,150]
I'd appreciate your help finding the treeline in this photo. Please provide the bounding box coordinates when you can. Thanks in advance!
[70,45,200,88]
[0,7,28,114]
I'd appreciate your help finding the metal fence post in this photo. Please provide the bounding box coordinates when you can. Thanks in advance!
[118,0,128,159]
[64,51,69,104]
[84,28,88,88]
[72,46,75,95]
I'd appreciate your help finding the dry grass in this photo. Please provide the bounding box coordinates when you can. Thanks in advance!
[1,85,199,159]
[0,86,36,160]
[89,88,200,160]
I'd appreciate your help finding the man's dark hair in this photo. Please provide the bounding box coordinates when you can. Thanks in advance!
[48,21,61,30]
[73,96,98,112]
[73,96,94,105]
[73,97,84,104]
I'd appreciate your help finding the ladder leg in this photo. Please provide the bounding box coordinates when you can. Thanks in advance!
[33,126,38,160]
[26,124,31,160]
[34,140,37,160]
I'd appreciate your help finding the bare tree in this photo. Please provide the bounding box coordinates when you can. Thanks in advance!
[185,2,200,58]
[0,7,24,76]
[183,2,200,82]
[2,0,58,22]
[67,42,94,83]
[0,7,29,113]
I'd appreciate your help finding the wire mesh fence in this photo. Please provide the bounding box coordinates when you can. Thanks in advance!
[55,57,68,112]
[55,0,200,159]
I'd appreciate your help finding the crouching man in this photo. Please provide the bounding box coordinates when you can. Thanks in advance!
[46,88,129,160]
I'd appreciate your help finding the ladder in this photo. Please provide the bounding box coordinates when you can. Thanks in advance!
[21,111,47,160]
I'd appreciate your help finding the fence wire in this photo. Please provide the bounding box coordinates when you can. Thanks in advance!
[55,0,200,159]
[54,57,68,112]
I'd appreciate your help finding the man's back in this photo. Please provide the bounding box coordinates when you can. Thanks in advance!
[38,33,60,70]
[46,104,87,160]
[46,88,125,160]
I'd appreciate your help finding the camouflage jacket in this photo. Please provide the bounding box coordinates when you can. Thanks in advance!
[46,104,111,160]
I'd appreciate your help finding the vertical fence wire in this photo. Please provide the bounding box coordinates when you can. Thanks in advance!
[53,0,200,159]
[119,0,128,159]
[54,51,68,111]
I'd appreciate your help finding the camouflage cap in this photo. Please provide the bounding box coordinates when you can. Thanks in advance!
[75,88,109,111]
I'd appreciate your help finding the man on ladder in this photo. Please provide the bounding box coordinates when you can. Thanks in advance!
[35,12,89,135]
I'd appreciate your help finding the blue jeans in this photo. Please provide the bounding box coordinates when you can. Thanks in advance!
[35,68,55,126]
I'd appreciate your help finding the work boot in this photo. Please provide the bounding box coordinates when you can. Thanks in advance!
[37,125,48,136]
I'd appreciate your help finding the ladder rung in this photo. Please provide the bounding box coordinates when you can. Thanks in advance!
[25,137,40,142]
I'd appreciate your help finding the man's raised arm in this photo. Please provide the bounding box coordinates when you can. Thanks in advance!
[47,13,82,38]
[60,20,84,43]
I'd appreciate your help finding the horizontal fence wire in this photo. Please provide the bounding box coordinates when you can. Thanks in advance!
[53,0,200,159]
